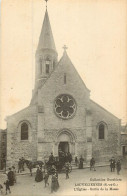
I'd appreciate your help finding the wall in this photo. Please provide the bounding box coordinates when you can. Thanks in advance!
[7,105,38,167]
[91,100,121,162]
[0,129,7,170]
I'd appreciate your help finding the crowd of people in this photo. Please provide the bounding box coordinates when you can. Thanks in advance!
[17,157,25,173]
[58,151,72,164]
[0,166,16,195]
[30,152,72,193]
[75,156,95,170]
[0,153,122,195]
[109,157,121,175]
[34,153,122,194]
[75,156,121,175]
[0,157,27,195]
[34,157,60,193]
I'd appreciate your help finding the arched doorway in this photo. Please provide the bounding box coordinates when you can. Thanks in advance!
[58,142,69,153]
[56,130,76,156]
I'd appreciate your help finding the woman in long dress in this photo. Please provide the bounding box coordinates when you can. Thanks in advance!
[7,168,14,186]
[51,172,59,193]
[35,166,43,182]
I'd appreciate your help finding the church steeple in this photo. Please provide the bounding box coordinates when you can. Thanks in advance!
[37,9,57,52]
[34,5,58,92]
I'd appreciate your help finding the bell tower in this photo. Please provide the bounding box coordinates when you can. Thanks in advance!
[34,2,58,92]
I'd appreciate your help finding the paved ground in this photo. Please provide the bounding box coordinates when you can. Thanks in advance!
[0,166,127,196]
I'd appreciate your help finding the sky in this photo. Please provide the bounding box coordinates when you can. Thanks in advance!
[0,0,127,129]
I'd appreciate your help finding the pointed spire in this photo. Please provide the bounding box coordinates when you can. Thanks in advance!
[37,8,57,52]
[45,0,48,10]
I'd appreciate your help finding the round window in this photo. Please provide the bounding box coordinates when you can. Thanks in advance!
[54,94,76,119]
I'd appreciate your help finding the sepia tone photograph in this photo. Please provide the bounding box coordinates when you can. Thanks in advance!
[0,0,127,195]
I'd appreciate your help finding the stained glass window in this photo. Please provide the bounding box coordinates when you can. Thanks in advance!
[54,94,76,119]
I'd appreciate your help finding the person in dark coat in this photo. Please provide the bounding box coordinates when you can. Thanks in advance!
[49,153,54,165]
[35,166,43,182]
[4,179,11,194]
[68,152,72,164]
[75,156,78,166]
[79,156,84,169]
[116,160,121,175]
[7,168,14,186]
[90,157,96,171]
[109,157,116,172]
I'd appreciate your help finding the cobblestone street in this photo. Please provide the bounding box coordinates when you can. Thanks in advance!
[0,166,127,196]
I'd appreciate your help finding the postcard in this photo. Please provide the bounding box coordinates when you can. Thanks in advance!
[0,0,127,195]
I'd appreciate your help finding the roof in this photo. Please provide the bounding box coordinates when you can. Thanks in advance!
[37,9,57,52]
[90,99,120,120]
[30,50,90,104]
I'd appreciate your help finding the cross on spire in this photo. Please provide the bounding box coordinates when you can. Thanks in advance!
[63,45,68,51]
[44,0,48,9]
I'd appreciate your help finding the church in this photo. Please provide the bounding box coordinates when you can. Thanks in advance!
[6,5,121,166]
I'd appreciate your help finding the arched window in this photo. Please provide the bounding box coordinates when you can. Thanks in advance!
[21,123,28,140]
[98,123,105,139]
[45,57,50,74]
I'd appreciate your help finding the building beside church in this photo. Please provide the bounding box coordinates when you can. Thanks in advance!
[6,7,121,167]
[0,129,7,170]
[121,125,127,157]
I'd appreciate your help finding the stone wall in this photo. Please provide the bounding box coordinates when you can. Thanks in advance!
[91,100,121,162]
[7,105,38,167]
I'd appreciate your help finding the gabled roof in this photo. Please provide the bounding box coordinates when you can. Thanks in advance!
[40,50,90,92]
[30,50,90,104]
[37,9,57,52]
[90,99,120,120]
[57,50,90,91]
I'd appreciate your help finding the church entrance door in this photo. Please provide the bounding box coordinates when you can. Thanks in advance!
[58,142,69,153]
[54,130,76,157]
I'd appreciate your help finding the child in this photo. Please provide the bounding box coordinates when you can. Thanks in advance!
[44,171,49,187]
[90,157,96,171]
[4,179,11,195]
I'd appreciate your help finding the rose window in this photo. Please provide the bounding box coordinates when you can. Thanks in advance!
[54,94,76,119]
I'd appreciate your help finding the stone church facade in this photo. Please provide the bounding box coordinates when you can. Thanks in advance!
[6,8,121,166]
